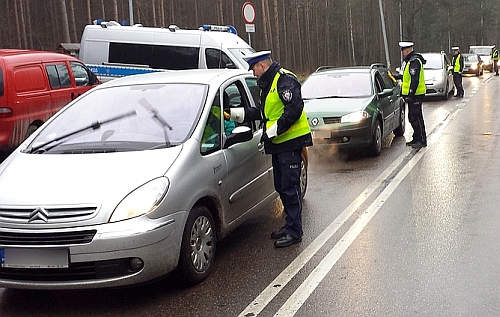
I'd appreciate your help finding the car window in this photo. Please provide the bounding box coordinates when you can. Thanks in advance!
[421,54,443,70]
[205,48,237,69]
[302,72,371,98]
[29,83,206,152]
[46,64,71,88]
[200,97,222,155]
[374,73,385,93]
[70,62,90,86]
[464,54,478,62]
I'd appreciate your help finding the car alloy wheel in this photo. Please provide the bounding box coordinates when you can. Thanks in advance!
[368,120,382,156]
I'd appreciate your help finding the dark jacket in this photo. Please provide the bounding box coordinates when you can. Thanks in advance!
[245,61,312,154]
[403,51,427,97]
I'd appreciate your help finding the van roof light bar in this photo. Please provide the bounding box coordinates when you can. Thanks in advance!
[199,25,237,35]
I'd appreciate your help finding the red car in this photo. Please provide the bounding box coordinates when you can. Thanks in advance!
[0,49,100,152]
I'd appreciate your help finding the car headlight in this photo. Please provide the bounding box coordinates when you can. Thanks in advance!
[470,64,477,70]
[341,110,370,123]
[110,177,169,222]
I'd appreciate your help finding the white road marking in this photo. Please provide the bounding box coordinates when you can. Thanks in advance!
[238,103,462,317]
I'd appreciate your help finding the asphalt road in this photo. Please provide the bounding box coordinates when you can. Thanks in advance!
[1,72,500,317]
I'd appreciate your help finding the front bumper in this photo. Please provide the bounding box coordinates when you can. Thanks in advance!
[310,120,372,149]
[0,211,188,289]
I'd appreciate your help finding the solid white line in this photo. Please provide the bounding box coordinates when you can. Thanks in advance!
[273,106,457,316]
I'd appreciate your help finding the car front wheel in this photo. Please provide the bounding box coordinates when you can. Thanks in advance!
[300,149,308,199]
[367,119,382,156]
[178,205,216,285]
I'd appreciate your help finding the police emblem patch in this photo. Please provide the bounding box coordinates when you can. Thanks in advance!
[282,90,293,102]
[409,68,417,76]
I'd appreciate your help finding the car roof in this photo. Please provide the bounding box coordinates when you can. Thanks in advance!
[0,49,79,63]
[96,69,253,89]
[311,64,387,75]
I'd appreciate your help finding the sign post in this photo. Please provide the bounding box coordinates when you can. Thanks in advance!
[242,2,255,46]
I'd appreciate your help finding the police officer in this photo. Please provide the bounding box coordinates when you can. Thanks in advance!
[229,51,313,248]
[399,41,427,149]
[492,45,499,76]
[451,46,464,98]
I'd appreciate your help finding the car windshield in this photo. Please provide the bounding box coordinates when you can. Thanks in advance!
[28,83,206,153]
[422,54,443,70]
[302,72,372,99]
[464,54,478,62]
[470,48,491,55]
[230,48,256,70]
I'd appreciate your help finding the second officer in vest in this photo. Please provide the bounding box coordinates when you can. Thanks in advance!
[229,51,313,248]
[399,41,427,148]
[451,46,464,98]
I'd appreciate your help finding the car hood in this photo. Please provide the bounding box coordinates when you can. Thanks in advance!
[424,69,445,81]
[303,97,373,117]
[0,147,182,207]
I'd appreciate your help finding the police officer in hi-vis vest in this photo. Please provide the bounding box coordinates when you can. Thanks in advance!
[451,46,464,98]
[228,51,313,248]
[492,45,499,76]
[399,41,427,149]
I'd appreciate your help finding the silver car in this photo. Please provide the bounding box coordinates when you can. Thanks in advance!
[0,69,306,289]
[420,52,454,100]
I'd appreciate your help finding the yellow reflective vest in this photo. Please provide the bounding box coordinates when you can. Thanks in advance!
[401,57,426,96]
[264,69,311,144]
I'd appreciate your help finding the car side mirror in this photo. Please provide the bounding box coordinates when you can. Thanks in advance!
[223,126,252,148]
[377,88,393,98]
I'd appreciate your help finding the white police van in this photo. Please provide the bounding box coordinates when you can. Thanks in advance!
[79,21,255,82]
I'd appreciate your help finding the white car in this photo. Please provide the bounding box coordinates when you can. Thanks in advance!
[0,69,307,289]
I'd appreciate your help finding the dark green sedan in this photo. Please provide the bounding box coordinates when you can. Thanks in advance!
[302,64,405,156]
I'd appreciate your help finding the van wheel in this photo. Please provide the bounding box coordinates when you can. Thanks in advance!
[25,124,39,139]
[178,205,216,286]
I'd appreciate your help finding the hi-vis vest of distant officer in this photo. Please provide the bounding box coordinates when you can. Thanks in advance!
[493,49,499,61]
[264,69,311,144]
[453,53,463,73]
[401,56,426,96]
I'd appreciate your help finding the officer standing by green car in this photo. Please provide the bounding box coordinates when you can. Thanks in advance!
[451,46,464,98]
[399,41,427,149]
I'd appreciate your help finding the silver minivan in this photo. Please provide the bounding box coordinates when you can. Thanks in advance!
[420,52,454,100]
[0,69,307,289]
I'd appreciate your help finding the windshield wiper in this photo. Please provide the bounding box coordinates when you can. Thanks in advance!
[138,98,172,147]
[24,110,137,154]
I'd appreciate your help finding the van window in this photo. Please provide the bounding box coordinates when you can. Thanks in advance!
[206,49,237,69]
[46,64,71,89]
[15,66,46,92]
[109,42,199,70]
[70,62,90,86]
[0,68,3,96]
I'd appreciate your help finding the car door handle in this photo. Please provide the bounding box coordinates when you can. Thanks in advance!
[258,142,265,151]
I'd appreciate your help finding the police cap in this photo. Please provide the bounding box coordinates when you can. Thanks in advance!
[398,41,414,50]
[243,50,272,70]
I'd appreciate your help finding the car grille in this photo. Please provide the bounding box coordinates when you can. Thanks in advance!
[0,258,139,281]
[0,206,98,224]
[323,117,341,124]
[0,230,97,245]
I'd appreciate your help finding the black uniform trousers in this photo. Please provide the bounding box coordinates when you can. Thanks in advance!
[453,73,464,97]
[407,95,427,144]
[271,149,303,239]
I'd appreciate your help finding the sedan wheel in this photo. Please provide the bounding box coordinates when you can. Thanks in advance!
[178,205,216,285]
[368,120,382,156]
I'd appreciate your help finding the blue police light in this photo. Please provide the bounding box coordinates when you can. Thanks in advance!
[200,25,237,35]
[93,19,103,25]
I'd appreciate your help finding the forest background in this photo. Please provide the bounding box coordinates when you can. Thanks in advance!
[1,0,499,77]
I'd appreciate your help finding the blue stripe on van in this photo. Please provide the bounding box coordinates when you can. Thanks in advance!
[86,64,165,78]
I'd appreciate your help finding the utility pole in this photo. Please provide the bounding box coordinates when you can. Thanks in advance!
[378,0,390,69]
[129,0,134,25]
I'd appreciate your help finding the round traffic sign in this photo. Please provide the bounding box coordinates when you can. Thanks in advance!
[242,2,256,24]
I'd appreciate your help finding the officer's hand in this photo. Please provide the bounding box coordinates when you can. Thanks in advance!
[266,123,278,139]
[405,96,414,104]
